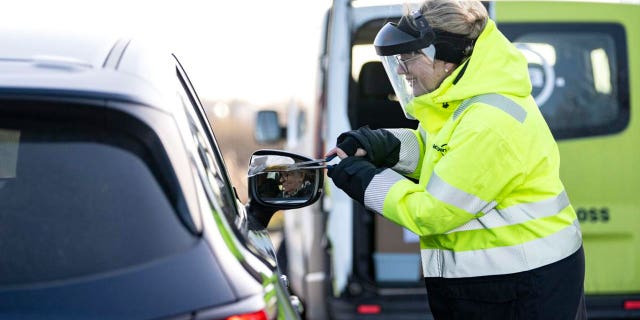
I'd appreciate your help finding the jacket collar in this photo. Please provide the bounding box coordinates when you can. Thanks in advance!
[403,19,532,135]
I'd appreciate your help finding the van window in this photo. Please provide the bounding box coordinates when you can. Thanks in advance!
[0,120,195,285]
[501,23,629,140]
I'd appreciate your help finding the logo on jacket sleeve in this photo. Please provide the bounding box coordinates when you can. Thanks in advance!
[432,143,449,156]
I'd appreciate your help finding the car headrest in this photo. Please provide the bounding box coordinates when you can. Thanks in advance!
[358,61,394,99]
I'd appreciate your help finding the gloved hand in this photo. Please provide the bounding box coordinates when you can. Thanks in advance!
[327,156,383,204]
[335,135,361,156]
[337,126,401,168]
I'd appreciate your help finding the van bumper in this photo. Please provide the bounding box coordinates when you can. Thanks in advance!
[327,292,433,320]
[585,294,640,319]
[327,291,640,319]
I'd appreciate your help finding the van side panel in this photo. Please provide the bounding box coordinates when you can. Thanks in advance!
[496,1,640,295]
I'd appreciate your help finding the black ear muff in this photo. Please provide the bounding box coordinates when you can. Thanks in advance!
[433,30,476,64]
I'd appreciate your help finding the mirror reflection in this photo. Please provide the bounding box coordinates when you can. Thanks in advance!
[249,154,319,205]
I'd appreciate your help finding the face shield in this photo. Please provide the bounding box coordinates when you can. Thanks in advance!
[374,11,436,119]
[374,10,475,119]
[378,46,435,118]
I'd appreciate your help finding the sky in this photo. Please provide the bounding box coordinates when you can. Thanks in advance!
[1,0,331,106]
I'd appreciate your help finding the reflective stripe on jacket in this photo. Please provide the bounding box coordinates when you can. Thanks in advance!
[362,19,582,278]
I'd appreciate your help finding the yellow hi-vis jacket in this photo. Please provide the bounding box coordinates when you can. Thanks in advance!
[363,19,582,278]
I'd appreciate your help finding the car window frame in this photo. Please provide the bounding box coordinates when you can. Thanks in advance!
[171,58,283,270]
[172,56,246,228]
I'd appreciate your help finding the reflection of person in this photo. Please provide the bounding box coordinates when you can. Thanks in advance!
[279,170,312,198]
[326,1,585,319]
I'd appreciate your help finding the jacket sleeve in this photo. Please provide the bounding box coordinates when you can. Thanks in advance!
[364,122,525,236]
[385,126,426,180]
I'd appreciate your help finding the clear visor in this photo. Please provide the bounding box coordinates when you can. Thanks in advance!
[379,45,435,120]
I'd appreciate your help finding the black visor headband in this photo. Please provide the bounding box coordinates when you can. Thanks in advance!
[373,11,475,64]
[374,16,435,56]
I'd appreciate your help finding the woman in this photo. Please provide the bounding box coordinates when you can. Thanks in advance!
[326,0,586,319]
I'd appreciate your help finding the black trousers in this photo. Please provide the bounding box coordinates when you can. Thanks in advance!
[425,246,586,320]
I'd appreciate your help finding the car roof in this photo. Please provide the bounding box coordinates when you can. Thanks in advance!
[0,29,179,112]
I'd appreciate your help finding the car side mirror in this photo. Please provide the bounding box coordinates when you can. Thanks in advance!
[246,149,324,230]
[248,149,324,209]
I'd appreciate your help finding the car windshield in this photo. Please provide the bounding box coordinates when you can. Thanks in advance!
[0,118,196,285]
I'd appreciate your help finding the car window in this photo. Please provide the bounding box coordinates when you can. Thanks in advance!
[174,63,243,226]
[0,119,196,285]
[501,23,629,140]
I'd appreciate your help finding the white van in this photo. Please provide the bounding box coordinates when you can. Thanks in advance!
[256,0,640,319]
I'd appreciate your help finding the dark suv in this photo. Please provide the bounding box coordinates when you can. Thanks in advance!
[0,30,322,320]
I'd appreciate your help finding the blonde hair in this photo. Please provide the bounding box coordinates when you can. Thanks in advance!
[416,0,488,39]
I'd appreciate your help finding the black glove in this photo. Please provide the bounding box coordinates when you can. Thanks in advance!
[336,136,361,156]
[327,156,383,204]
[337,126,401,168]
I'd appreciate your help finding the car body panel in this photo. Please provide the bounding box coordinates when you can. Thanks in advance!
[0,30,176,113]
[0,241,232,320]
[0,29,303,319]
